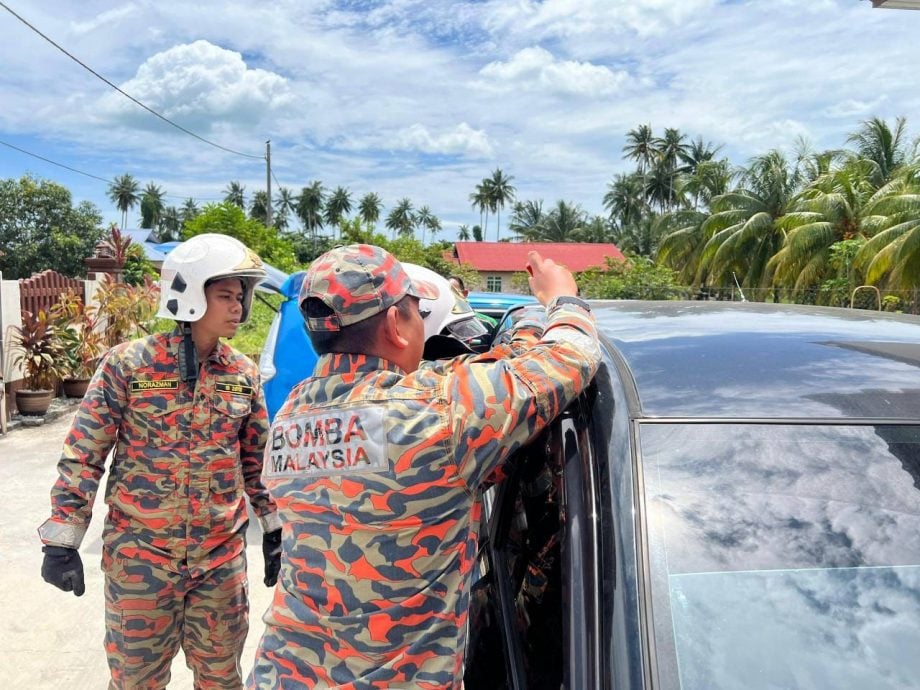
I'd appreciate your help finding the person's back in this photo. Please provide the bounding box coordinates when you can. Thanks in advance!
[248,244,600,689]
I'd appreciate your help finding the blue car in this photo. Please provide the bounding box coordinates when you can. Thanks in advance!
[259,274,536,421]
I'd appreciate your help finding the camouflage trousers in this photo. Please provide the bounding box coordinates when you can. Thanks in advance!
[103,550,249,690]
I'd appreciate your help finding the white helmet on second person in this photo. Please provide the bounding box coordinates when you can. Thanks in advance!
[157,233,266,323]
[402,264,489,349]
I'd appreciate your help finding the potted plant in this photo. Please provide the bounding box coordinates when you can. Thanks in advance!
[10,309,66,416]
[50,291,106,398]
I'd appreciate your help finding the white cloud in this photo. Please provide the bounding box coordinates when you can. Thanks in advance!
[96,40,292,130]
[69,5,139,35]
[479,46,630,96]
[388,123,494,157]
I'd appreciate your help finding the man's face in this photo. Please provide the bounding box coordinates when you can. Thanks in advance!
[197,277,245,340]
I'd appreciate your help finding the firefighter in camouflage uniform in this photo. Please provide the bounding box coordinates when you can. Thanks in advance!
[38,233,283,690]
[247,244,600,689]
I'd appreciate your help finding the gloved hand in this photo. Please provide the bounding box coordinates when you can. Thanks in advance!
[262,529,282,587]
[41,545,85,597]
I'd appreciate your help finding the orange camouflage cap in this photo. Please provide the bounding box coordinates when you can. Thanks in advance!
[300,244,439,332]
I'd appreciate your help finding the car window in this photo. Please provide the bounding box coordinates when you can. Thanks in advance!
[639,423,920,690]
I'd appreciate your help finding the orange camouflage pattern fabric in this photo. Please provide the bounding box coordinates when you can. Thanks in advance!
[248,302,600,689]
[104,552,249,688]
[38,325,278,571]
[300,244,438,332]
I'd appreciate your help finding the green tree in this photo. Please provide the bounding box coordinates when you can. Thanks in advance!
[358,192,383,229]
[296,181,325,248]
[160,206,181,241]
[224,181,246,209]
[603,173,648,229]
[139,182,166,233]
[184,202,297,272]
[622,124,656,175]
[414,205,440,244]
[700,150,800,291]
[531,200,587,242]
[457,224,471,241]
[324,186,353,235]
[509,199,545,240]
[487,168,515,241]
[846,116,910,184]
[180,198,199,225]
[107,173,139,229]
[771,158,878,294]
[853,163,920,290]
[469,181,492,238]
[250,190,270,226]
[577,254,682,300]
[274,187,296,231]
[386,198,415,238]
[0,175,104,278]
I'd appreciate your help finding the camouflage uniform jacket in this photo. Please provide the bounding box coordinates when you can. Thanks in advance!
[38,327,281,577]
[252,302,600,689]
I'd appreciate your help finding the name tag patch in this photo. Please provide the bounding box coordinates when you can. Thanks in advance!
[216,382,253,396]
[264,406,387,479]
[131,378,179,392]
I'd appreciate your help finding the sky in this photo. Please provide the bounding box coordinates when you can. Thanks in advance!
[1,0,919,241]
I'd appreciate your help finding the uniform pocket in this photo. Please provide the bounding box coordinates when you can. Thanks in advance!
[127,394,184,446]
[209,393,251,449]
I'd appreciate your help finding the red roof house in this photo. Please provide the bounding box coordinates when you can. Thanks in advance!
[450,242,625,294]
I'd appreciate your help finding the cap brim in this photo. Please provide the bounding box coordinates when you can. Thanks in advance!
[408,278,439,301]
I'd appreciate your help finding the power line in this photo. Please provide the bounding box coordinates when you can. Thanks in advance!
[0,136,222,201]
[0,138,110,183]
[0,1,264,161]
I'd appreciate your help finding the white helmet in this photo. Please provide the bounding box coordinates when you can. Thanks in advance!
[402,264,489,346]
[156,233,266,323]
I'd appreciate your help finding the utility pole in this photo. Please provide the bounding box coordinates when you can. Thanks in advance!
[265,140,272,229]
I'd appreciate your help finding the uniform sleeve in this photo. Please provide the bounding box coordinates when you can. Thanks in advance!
[242,372,282,533]
[448,302,600,490]
[37,348,126,549]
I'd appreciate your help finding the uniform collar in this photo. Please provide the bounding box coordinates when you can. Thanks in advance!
[315,352,403,378]
[168,325,232,367]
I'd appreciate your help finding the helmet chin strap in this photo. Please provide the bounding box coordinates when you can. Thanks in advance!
[178,322,199,387]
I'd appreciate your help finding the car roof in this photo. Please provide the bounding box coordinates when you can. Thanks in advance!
[593,301,920,421]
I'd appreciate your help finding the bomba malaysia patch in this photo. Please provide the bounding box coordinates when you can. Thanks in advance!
[130,378,180,392]
[264,406,388,478]
[216,382,254,396]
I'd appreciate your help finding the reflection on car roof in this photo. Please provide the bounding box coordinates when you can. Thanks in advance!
[592,301,920,421]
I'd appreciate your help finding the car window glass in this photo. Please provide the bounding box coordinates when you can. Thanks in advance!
[639,424,920,690]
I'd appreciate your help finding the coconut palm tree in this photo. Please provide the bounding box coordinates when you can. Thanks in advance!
[413,205,440,244]
[678,159,733,212]
[324,186,353,233]
[770,158,879,295]
[622,124,656,175]
[846,116,910,184]
[854,163,920,290]
[160,206,181,241]
[509,200,545,240]
[250,190,270,226]
[386,198,414,238]
[533,200,587,242]
[487,168,516,241]
[180,198,199,224]
[107,173,139,229]
[296,181,325,249]
[604,173,648,229]
[700,150,800,291]
[469,181,493,237]
[140,182,166,233]
[224,181,246,209]
[358,192,383,229]
[657,208,711,285]
[457,224,472,241]
[274,187,296,231]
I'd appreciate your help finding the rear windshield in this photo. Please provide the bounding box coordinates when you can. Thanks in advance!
[639,424,920,690]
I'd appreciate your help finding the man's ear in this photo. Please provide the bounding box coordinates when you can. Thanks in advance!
[382,305,410,350]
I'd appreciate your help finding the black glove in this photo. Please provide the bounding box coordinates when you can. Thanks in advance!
[41,545,85,597]
[262,529,282,587]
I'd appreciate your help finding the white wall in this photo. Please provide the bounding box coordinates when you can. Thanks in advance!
[0,276,24,384]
